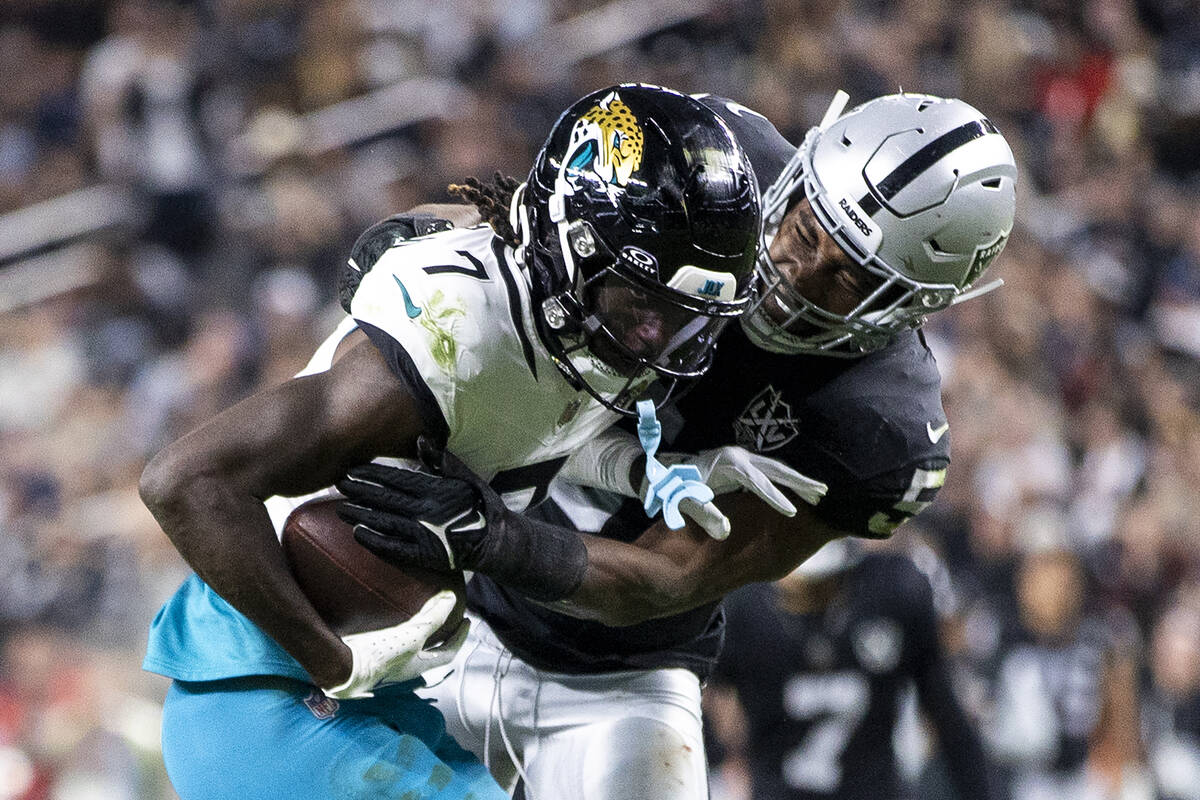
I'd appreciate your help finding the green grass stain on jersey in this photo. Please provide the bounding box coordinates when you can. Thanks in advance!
[418,289,466,372]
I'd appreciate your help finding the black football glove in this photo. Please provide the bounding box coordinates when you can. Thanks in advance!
[336,438,588,601]
[336,439,490,573]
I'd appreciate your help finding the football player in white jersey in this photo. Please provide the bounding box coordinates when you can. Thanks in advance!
[136,84,761,800]
[335,91,1019,799]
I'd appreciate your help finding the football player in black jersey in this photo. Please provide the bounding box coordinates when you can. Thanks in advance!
[709,541,994,800]
[336,90,1018,799]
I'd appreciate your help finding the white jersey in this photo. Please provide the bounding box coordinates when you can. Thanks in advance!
[304,224,626,513]
[152,224,633,686]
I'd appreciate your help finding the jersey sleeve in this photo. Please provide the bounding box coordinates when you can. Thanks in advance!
[782,333,951,539]
[815,457,949,539]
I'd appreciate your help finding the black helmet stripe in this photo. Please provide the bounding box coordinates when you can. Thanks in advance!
[857,118,999,216]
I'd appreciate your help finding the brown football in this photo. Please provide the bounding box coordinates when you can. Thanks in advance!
[281,498,466,644]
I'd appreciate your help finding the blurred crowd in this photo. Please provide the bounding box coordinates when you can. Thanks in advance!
[0,0,1198,798]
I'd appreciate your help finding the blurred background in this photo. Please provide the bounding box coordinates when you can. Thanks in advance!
[0,0,1198,798]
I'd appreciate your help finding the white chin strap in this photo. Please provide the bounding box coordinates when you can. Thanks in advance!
[549,174,584,285]
[509,182,533,266]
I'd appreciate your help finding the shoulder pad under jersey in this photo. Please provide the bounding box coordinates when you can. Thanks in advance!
[692,94,796,187]
[339,214,456,312]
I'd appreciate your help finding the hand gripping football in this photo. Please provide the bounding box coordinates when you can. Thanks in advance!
[281,498,466,645]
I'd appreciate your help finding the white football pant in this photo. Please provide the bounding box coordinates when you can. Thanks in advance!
[417,615,709,800]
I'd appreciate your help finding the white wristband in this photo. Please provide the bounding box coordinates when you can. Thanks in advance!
[558,428,642,498]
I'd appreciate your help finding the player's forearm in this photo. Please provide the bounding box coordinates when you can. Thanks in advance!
[555,497,840,625]
[551,532,707,625]
[140,446,352,687]
[136,367,391,689]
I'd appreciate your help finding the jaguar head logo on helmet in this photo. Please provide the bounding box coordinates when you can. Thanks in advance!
[562,91,645,189]
[743,90,1018,357]
[512,84,762,414]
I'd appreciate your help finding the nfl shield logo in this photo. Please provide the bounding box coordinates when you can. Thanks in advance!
[304,689,340,719]
[734,385,800,452]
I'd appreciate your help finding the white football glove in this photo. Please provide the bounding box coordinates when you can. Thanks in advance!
[658,446,828,541]
[559,428,827,541]
[322,589,468,700]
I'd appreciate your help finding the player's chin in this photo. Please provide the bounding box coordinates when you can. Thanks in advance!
[586,335,651,379]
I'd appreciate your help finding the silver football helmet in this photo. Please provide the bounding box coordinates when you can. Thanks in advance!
[743,91,1018,356]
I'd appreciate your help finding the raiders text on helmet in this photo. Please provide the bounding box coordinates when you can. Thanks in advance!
[745,92,1018,356]
[515,83,761,414]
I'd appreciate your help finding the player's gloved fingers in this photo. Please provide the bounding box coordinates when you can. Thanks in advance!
[745,454,807,484]
[738,464,799,517]
[427,444,491,493]
[322,681,373,701]
[661,481,714,530]
[343,462,443,495]
[326,592,461,698]
[700,453,797,515]
[416,477,483,519]
[677,497,731,541]
[407,589,460,637]
[351,522,425,565]
[335,502,408,533]
[339,477,474,522]
[750,458,828,505]
[335,475,420,513]
[419,617,469,664]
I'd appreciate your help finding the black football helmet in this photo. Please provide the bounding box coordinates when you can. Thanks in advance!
[514,84,760,415]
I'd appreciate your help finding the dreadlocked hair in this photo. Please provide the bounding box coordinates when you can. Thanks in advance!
[448,172,522,247]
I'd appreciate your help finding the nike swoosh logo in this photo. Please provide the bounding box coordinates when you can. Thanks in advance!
[449,510,486,533]
[926,421,950,444]
[418,507,485,571]
[721,99,769,120]
[393,275,422,318]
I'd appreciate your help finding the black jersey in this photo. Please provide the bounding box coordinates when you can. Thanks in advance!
[692,94,950,538]
[668,323,950,538]
[469,97,950,676]
[467,325,950,676]
[715,554,991,800]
